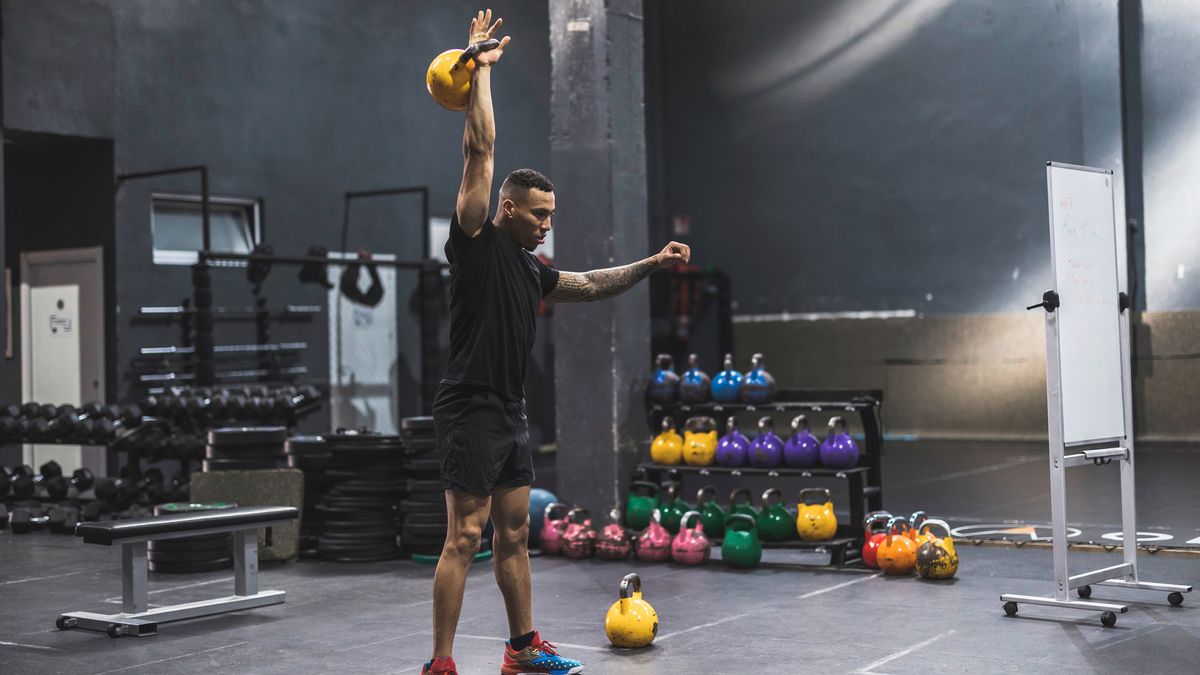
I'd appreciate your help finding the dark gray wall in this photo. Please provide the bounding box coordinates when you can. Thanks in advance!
[649,0,1128,316]
[3,1,553,434]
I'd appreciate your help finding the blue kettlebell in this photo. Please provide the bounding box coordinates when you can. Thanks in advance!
[710,353,743,404]
[749,416,783,468]
[819,415,860,468]
[678,354,711,404]
[740,353,776,405]
[647,353,680,404]
[783,415,821,468]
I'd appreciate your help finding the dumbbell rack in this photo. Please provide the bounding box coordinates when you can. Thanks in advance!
[641,388,884,568]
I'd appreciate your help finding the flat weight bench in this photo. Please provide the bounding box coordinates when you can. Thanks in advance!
[57,505,299,637]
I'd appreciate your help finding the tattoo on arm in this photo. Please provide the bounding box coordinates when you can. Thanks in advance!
[548,257,658,302]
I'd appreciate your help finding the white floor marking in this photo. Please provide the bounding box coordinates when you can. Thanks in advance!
[1096,624,1166,650]
[855,630,954,674]
[335,629,431,652]
[90,641,248,675]
[1,570,94,586]
[798,573,881,599]
[655,612,753,642]
[104,576,234,603]
[0,640,58,651]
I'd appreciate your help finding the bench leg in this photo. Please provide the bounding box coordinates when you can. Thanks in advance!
[233,530,258,597]
[122,543,149,614]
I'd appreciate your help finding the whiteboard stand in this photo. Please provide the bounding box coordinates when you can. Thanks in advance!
[1000,163,1191,628]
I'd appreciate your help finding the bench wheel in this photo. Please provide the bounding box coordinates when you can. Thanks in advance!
[1168,592,1184,607]
[55,616,74,630]
[1076,585,1091,599]
[1100,611,1117,628]
[106,624,124,638]
[1003,601,1018,617]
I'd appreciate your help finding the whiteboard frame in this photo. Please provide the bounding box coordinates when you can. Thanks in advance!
[1044,162,1127,447]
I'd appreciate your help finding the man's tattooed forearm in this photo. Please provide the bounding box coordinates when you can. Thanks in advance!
[548,258,658,302]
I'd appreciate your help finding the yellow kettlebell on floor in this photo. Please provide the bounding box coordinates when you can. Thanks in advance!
[795,487,838,541]
[604,573,658,648]
[651,417,684,465]
[425,38,500,111]
[682,416,718,466]
[915,518,959,580]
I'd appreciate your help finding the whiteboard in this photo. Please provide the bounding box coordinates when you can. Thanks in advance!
[1046,163,1126,444]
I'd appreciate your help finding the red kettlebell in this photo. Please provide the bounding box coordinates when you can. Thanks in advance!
[635,509,672,562]
[539,502,571,555]
[561,508,597,559]
[596,508,632,560]
[670,510,711,566]
[860,511,892,570]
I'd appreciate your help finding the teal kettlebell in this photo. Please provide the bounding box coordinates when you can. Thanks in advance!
[756,488,794,542]
[721,513,763,569]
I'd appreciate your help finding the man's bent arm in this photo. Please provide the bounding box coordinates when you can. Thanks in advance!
[547,257,659,302]
[455,64,496,235]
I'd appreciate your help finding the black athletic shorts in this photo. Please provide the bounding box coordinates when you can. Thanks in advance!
[433,384,534,495]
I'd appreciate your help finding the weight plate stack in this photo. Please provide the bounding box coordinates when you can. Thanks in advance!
[396,416,444,553]
[285,435,331,556]
[204,426,288,471]
[315,430,406,561]
[148,502,237,573]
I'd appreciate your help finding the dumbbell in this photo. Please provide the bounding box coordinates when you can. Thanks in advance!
[0,403,23,440]
[90,406,144,443]
[8,506,50,534]
[4,465,35,496]
[46,503,82,534]
[11,461,64,499]
[45,468,96,500]
[98,467,166,507]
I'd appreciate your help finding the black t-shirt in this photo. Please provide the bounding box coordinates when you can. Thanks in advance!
[440,213,559,401]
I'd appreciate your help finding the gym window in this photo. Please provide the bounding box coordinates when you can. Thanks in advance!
[151,193,262,265]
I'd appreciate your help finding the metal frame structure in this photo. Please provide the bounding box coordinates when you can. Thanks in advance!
[1001,163,1190,627]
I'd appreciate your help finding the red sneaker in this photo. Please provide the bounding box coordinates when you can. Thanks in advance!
[500,631,585,674]
[421,656,457,674]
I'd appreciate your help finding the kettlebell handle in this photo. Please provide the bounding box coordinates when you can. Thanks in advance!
[619,572,642,599]
[920,518,953,539]
[757,416,774,432]
[725,416,739,435]
[797,487,832,505]
[750,352,764,369]
[660,416,676,432]
[863,510,892,531]
[609,507,623,524]
[688,353,700,369]
[655,353,675,370]
[630,481,659,496]
[909,510,928,531]
[544,502,570,521]
[790,414,809,431]
[729,487,752,506]
[827,415,848,434]
[459,38,501,63]
[722,352,734,370]
[761,488,783,506]
[680,510,702,531]
[697,485,718,504]
[566,507,591,524]
[885,515,910,536]
[724,513,758,530]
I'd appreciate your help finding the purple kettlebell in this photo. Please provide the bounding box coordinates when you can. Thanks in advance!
[715,416,749,467]
[783,414,821,468]
[749,416,783,469]
[819,415,860,469]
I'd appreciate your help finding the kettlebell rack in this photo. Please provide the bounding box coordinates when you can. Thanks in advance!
[640,388,884,568]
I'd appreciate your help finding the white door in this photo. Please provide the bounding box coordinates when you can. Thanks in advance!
[21,248,107,475]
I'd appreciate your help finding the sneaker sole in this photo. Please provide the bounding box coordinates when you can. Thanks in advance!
[506,669,583,675]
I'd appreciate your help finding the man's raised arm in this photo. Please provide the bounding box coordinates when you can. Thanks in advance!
[548,241,692,302]
[455,10,510,236]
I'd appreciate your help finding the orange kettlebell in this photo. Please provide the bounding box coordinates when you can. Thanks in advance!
[907,510,936,547]
[876,516,917,576]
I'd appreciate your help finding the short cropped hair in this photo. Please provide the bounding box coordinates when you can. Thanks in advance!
[502,168,554,194]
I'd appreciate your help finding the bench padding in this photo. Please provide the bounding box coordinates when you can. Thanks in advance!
[75,506,298,545]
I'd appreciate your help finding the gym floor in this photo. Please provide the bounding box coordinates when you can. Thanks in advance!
[1,534,1197,674]
[3,440,1197,674]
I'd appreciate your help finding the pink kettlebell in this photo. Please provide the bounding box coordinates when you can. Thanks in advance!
[596,508,632,560]
[635,509,673,562]
[561,508,597,559]
[670,510,711,566]
[539,502,571,555]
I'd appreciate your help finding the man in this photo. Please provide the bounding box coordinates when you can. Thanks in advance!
[421,11,691,675]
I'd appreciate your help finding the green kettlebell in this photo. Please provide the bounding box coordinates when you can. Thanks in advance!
[696,485,726,539]
[659,482,690,535]
[755,488,794,542]
[728,487,759,520]
[625,481,660,530]
[721,513,763,569]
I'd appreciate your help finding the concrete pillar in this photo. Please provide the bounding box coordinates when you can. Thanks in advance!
[549,0,649,516]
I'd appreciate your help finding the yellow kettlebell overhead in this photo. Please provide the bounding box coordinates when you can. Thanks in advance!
[425,38,500,111]
[604,573,658,648]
